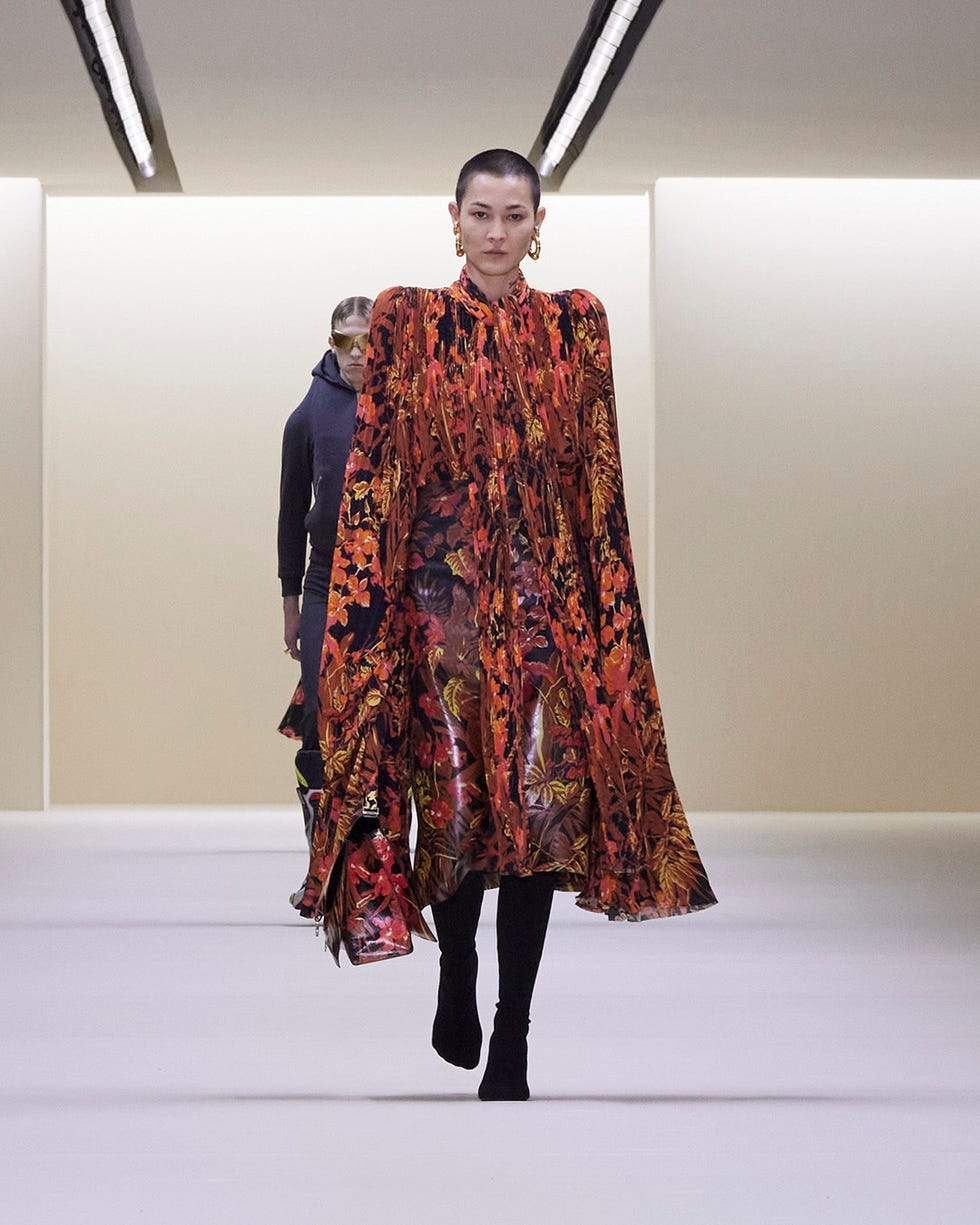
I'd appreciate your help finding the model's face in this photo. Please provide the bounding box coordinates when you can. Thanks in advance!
[329,315,371,392]
[449,173,545,290]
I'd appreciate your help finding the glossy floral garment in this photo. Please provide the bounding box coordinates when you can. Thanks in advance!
[296,269,717,922]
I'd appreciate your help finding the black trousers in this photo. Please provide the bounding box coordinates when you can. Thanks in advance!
[299,548,331,751]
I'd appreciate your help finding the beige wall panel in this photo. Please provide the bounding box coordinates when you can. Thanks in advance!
[654,180,980,810]
[0,180,44,809]
[45,196,649,803]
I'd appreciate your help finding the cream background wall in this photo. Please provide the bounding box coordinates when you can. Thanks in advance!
[44,195,651,803]
[0,180,44,810]
[654,179,980,810]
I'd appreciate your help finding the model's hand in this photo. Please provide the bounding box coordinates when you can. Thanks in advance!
[283,596,301,661]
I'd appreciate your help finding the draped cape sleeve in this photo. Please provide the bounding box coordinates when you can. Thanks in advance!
[297,287,421,915]
[565,294,716,917]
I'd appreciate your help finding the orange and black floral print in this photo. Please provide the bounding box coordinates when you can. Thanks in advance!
[295,268,717,923]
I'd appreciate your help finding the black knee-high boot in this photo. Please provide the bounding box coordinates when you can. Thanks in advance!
[288,748,324,911]
[293,748,323,849]
[431,872,485,1069]
[478,873,555,1101]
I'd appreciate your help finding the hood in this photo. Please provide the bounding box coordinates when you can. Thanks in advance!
[311,348,349,389]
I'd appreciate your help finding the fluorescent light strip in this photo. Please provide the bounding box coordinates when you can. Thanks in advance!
[537,0,641,178]
[82,0,156,177]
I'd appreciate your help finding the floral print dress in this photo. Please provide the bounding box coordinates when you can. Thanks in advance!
[295,269,717,923]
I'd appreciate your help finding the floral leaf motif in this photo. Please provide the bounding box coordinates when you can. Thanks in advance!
[443,676,466,720]
[445,548,474,581]
[378,457,401,519]
[650,804,704,902]
[589,396,619,532]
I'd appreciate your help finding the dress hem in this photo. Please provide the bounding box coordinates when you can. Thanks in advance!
[575,895,719,922]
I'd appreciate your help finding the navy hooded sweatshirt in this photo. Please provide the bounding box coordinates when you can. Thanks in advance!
[277,349,358,597]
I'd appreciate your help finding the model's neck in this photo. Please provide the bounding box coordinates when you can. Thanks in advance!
[464,262,521,303]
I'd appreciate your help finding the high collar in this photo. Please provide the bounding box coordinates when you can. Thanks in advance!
[449,265,530,322]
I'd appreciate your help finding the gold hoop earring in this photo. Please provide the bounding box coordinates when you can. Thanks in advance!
[528,228,541,261]
[453,222,464,258]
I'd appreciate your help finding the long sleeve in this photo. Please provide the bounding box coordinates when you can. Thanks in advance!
[573,293,657,743]
[277,403,312,597]
[573,294,673,849]
[569,292,716,916]
[308,287,421,893]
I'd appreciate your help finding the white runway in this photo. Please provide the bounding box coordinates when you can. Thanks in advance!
[1,809,977,1224]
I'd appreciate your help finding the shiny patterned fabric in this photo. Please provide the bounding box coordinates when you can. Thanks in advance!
[298,269,717,922]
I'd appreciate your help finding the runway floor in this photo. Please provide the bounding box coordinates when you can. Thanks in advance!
[1,808,977,1224]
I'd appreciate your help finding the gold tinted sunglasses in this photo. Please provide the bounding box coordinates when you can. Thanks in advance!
[331,331,370,352]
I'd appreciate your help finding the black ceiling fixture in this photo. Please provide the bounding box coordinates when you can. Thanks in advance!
[59,0,181,191]
[529,0,667,190]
